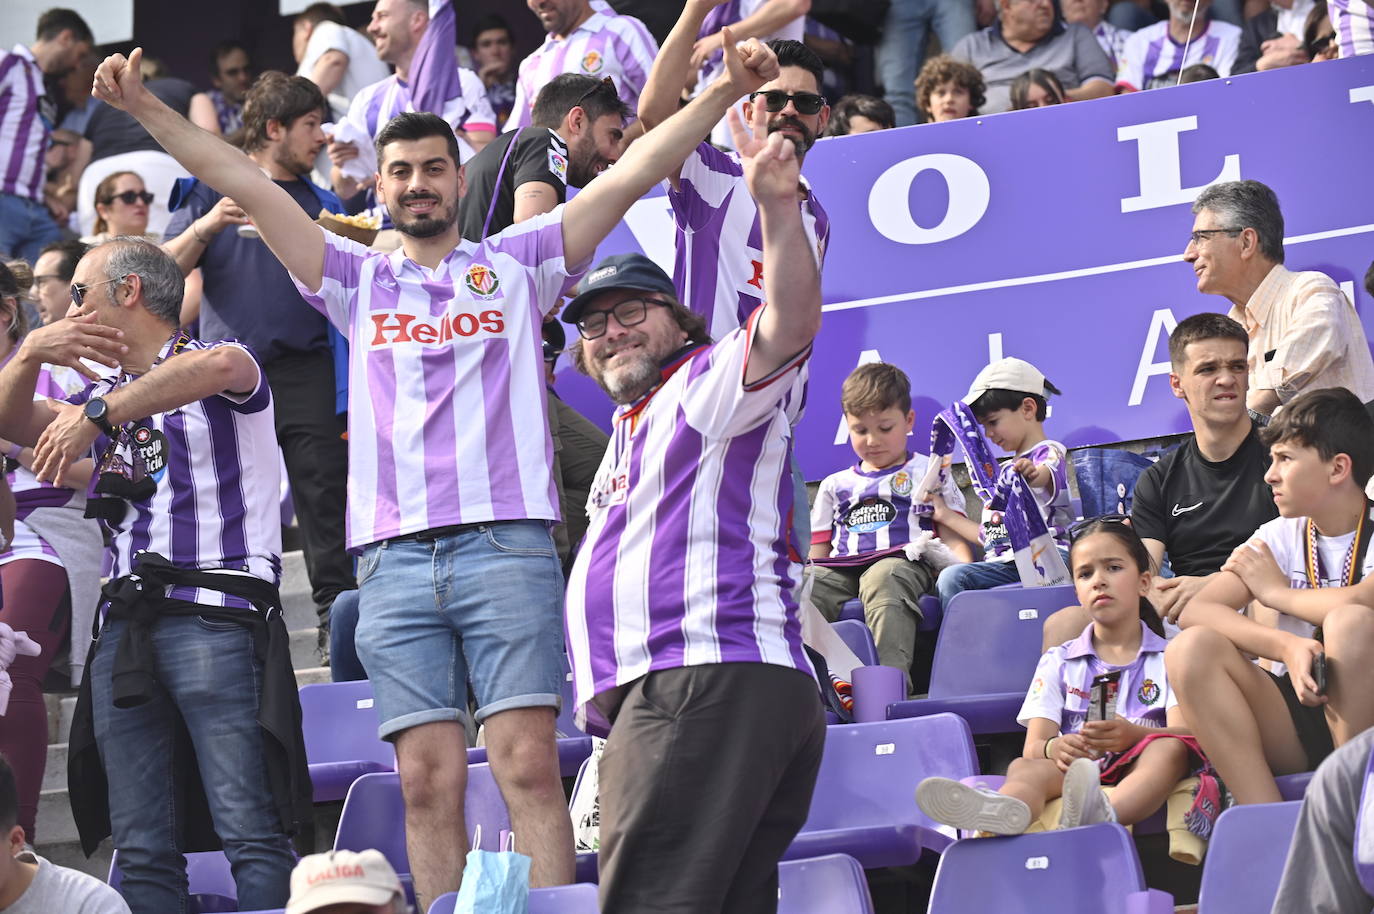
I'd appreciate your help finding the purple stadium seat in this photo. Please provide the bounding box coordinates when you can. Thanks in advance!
[298,679,394,802]
[782,713,979,868]
[1196,801,1302,914]
[466,659,594,777]
[778,853,875,913]
[928,823,1150,913]
[427,883,601,913]
[831,619,880,668]
[837,594,943,631]
[887,584,1078,734]
[108,850,238,913]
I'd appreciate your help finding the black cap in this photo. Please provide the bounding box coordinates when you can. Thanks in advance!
[561,253,677,326]
[542,319,566,361]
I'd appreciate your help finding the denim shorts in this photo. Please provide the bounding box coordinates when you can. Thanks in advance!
[354,520,565,740]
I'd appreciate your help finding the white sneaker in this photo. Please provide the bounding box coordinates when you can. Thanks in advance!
[916,777,1032,836]
[1058,757,1117,829]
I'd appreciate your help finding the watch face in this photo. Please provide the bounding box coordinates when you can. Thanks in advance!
[84,398,108,424]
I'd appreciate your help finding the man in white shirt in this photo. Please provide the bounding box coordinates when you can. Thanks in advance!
[292,3,391,122]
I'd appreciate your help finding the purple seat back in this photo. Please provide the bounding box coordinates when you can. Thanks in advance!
[298,681,395,800]
[778,854,875,913]
[1196,801,1301,914]
[929,585,1077,699]
[928,823,1146,913]
[800,714,977,834]
[334,765,513,874]
[831,620,880,668]
[427,883,600,913]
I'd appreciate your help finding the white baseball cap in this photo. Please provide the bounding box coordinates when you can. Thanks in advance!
[962,357,1051,405]
[286,849,403,914]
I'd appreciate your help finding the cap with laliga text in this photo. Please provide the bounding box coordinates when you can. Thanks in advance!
[962,357,1051,405]
[561,253,678,326]
[285,849,403,914]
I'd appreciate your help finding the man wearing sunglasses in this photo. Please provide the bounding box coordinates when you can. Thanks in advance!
[89,29,783,911]
[563,103,824,914]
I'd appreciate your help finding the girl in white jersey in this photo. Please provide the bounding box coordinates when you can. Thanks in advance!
[917,519,1195,834]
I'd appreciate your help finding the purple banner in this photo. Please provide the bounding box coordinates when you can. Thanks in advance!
[554,56,1374,480]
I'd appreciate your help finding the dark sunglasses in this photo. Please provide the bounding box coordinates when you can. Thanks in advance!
[103,190,155,206]
[1068,513,1132,541]
[70,276,125,307]
[749,90,826,116]
[575,75,616,110]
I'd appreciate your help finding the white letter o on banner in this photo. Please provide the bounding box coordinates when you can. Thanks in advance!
[867,153,991,245]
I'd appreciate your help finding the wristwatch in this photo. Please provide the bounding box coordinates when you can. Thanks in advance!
[83,396,115,436]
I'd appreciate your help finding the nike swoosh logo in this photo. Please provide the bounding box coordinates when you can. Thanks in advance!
[1172,502,1203,516]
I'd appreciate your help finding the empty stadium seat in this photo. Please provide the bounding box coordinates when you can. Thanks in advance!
[108,850,238,913]
[778,853,875,913]
[298,679,394,802]
[782,713,979,868]
[886,585,1077,734]
[1196,801,1302,914]
[927,823,1154,913]
[427,882,601,913]
[831,619,880,668]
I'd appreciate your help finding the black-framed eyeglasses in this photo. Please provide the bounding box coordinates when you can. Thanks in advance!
[1068,513,1132,541]
[749,90,826,116]
[575,75,616,110]
[103,190,155,206]
[1309,32,1336,53]
[70,276,125,307]
[1188,227,1244,246]
[576,297,672,340]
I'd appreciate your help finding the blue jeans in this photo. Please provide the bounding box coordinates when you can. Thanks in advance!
[876,0,978,127]
[328,589,367,682]
[91,615,295,914]
[936,547,1072,608]
[0,193,62,264]
[354,520,565,738]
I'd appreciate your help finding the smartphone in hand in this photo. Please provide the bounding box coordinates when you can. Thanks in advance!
[1311,652,1328,696]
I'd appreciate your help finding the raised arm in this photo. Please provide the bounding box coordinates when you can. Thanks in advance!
[638,0,729,133]
[730,104,820,384]
[563,29,776,267]
[94,50,327,290]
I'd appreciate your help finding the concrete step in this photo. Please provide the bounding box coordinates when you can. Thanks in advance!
[37,785,80,846]
[42,742,67,791]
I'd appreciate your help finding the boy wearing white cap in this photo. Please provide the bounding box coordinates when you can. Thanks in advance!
[285,850,405,914]
[924,357,1074,607]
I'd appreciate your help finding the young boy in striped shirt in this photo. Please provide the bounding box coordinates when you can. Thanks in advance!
[808,362,973,692]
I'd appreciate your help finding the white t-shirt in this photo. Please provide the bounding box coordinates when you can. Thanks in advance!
[3,853,131,913]
[297,21,391,120]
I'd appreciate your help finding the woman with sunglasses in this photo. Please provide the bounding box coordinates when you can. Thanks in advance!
[82,171,158,244]
[0,260,103,852]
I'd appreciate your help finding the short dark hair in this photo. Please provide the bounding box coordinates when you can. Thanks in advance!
[530,74,630,130]
[472,13,514,45]
[296,2,347,27]
[768,39,825,91]
[36,8,93,44]
[841,362,911,415]
[1193,180,1286,265]
[1009,68,1064,109]
[38,238,89,282]
[210,39,249,77]
[0,753,16,831]
[1168,312,1249,368]
[375,111,462,169]
[970,381,1062,423]
[1364,259,1374,299]
[824,94,895,136]
[1262,388,1374,488]
[1178,63,1220,83]
[915,55,986,118]
[241,71,327,153]
[570,295,709,375]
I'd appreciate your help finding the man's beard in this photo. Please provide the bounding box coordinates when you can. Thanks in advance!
[768,116,816,155]
[592,348,660,404]
[273,145,316,178]
[392,194,459,238]
[566,134,602,188]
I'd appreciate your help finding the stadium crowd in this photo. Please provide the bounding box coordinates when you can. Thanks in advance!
[0,0,1372,911]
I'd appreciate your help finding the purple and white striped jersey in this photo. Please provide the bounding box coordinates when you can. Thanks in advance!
[565,311,815,737]
[1329,0,1374,56]
[981,440,1073,561]
[292,207,586,551]
[343,67,496,149]
[68,337,282,610]
[9,362,89,514]
[1092,21,1130,69]
[206,89,243,134]
[1116,19,1242,90]
[0,45,52,204]
[504,0,658,131]
[669,141,829,337]
[810,452,967,564]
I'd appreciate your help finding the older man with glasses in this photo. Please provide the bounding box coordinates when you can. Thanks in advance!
[1185,179,1374,417]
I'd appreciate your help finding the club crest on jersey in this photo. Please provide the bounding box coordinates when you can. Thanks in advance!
[891,470,913,496]
[843,497,896,533]
[581,50,604,75]
[1137,679,1161,706]
[464,264,501,299]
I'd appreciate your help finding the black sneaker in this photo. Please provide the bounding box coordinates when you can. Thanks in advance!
[316,626,331,668]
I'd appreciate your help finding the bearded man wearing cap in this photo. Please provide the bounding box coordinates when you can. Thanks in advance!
[560,114,825,912]
[285,849,404,914]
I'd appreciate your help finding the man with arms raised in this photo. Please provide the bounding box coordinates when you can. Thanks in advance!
[563,101,823,912]
[91,30,781,911]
